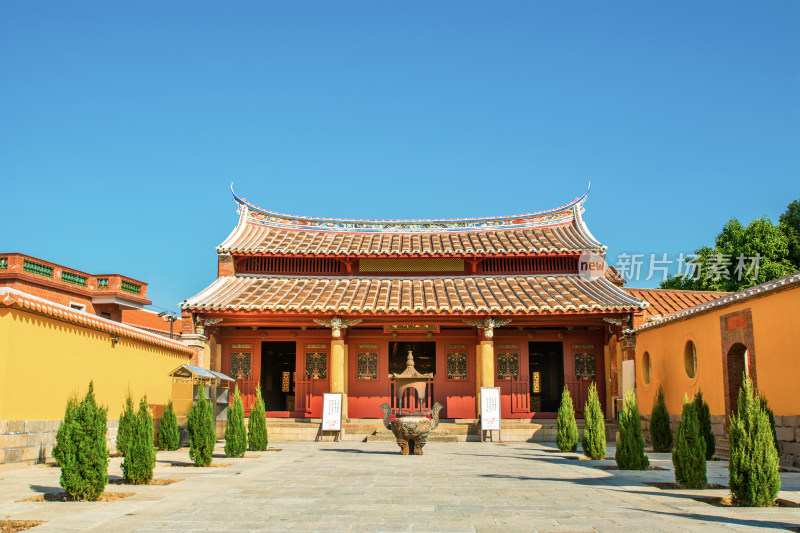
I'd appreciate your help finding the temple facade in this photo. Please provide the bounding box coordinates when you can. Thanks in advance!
[180,189,646,421]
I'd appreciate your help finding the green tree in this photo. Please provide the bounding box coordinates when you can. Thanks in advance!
[122,396,156,484]
[187,385,216,467]
[247,385,269,451]
[759,393,780,456]
[615,388,649,470]
[779,199,800,269]
[581,383,606,460]
[116,390,135,457]
[157,400,180,451]
[661,216,795,292]
[692,390,715,460]
[729,375,781,506]
[224,387,247,458]
[650,385,673,452]
[556,386,579,452]
[52,382,109,501]
[672,395,707,489]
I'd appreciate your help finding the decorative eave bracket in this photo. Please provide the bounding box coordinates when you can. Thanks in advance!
[312,316,363,338]
[462,318,512,339]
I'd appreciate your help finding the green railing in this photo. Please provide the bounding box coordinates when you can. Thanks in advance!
[23,260,53,278]
[121,280,141,295]
[98,278,109,289]
[0,257,7,270]
[61,271,87,287]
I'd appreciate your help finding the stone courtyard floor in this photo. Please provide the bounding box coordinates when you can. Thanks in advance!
[1,441,799,532]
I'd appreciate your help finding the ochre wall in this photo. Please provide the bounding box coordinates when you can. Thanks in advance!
[635,285,800,416]
[0,307,190,420]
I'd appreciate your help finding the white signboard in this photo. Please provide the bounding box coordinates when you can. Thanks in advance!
[321,393,342,431]
[480,387,501,431]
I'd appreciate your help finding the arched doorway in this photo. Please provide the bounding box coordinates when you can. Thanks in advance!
[725,342,751,418]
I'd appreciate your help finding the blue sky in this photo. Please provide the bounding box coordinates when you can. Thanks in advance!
[2,0,798,312]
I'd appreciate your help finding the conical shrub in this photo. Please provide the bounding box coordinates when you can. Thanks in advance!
[650,385,673,452]
[225,387,247,458]
[556,386,579,452]
[52,381,109,501]
[692,390,715,460]
[187,385,216,466]
[729,375,781,506]
[582,383,606,459]
[248,385,269,451]
[616,387,649,470]
[759,393,779,455]
[672,395,706,488]
[122,396,156,484]
[116,390,135,457]
[157,400,180,451]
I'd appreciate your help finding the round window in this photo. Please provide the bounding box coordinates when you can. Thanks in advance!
[642,351,651,384]
[684,340,697,379]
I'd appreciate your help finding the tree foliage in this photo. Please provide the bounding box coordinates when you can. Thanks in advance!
[615,388,649,470]
[116,390,135,457]
[53,382,109,501]
[661,206,797,292]
[187,385,216,467]
[157,400,180,451]
[581,383,606,460]
[224,387,247,458]
[122,396,156,484]
[650,385,673,453]
[779,199,800,269]
[672,395,707,489]
[692,390,715,460]
[729,375,781,506]
[556,386,579,452]
[247,385,269,451]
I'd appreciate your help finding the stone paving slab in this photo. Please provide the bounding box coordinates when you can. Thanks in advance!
[0,442,799,532]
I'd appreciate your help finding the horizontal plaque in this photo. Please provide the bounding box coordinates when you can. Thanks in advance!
[358,343,378,349]
[383,325,440,333]
[231,343,251,349]
[573,344,595,350]
[497,344,518,350]
[307,343,327,349]
[446,344,466,349]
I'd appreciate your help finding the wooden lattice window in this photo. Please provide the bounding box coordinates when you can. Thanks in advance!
[446,352,467,380]
[357,352,378,380]
[497,351,519,380]
[574,352,596,380]
[306,352,327,379]
[230,352,252,378]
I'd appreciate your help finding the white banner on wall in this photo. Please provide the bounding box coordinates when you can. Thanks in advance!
[480,387,501,431]
[321,393,342,431]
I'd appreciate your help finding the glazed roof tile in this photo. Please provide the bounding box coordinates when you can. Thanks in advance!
[0,287,193,355]
[218,188,604,256]
[181,274,646,315]
[623,287,730,319]
[633,272,800,332]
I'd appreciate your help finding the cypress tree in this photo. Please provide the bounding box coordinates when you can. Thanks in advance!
[616,387,649,470]
[224,387,247,458]
[116,390,135,457]
[52,381,109,501]
[692,390,715,460]
[157,400,180,451]
[122,396,156,484]
[248,385,269,451]
[729,376,781,506]
[187,385,216,466]
[556,386,579,452]
[650,385,673,452]
[759,393,780,455]
[581,383,606,460]
[672,395,707,489]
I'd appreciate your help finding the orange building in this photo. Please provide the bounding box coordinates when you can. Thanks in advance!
[629,272,800,468]
[180,188,647,432]
[0,253,191,466]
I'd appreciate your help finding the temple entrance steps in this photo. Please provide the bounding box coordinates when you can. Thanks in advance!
[263,417,619,443]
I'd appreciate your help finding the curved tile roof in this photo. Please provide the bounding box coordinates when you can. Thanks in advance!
[624,287,730,320]
[180,274,645,315]
[218,187,604,256]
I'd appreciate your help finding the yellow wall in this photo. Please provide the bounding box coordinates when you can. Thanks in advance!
[635,285,800,416]
[0,308,190,420]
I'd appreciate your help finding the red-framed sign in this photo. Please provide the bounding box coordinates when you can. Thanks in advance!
[383,324,441,333]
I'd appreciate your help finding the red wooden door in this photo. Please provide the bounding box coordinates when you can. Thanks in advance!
[564,341,604,416]
[347,341,390,419]
[435,342,476,419]
[495,342,530,418]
